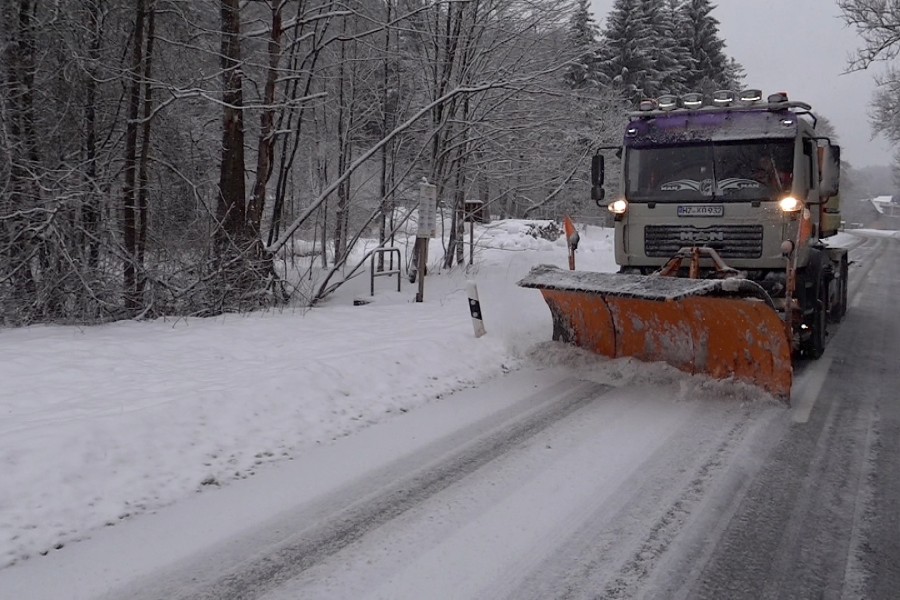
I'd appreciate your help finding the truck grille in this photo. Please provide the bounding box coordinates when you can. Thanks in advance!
[644,224,764,259]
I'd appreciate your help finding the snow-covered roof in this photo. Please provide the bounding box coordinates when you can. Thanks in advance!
[870,196,900,217]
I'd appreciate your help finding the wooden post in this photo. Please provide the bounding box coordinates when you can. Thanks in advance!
[416,240,427,302]
[415,180,437,302]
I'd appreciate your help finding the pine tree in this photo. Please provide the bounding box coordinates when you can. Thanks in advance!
[563,0,601,89]
[663,0,695,95]
[640,0,684,97]
[723,56,745,90]
[597,0,654,104]
[676,0,742,95]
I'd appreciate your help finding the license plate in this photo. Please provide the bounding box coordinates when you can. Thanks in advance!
[677,204,724,217]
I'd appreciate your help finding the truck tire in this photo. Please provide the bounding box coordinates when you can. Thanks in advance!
[839,255,849,319]
[828,254,849,323]
[799,250,828,359]
[805,271,828,359]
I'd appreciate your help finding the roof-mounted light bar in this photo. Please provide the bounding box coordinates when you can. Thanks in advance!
[738,88,763,104]
[626,88,813,118]
[712,90,735,106]
[682,92,703,109]
[657,94,678,110]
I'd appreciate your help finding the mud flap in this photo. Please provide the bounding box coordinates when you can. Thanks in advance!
[519,265,793,402]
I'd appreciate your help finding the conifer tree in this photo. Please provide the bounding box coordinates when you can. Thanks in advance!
[641,0,685,97]
[676,0,742,94]
[723,56,746,90]
[563,0,601,89]
[597,0,654,104]
[663,0,695,94]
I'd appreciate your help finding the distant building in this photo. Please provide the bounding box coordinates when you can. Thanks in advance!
[871,196,900,217]
[868,196,900,229]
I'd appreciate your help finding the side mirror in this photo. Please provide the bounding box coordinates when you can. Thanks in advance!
[819,144,840,197]
[591,154,605,201]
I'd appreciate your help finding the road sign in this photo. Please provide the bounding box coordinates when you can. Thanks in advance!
[417,181,437,239]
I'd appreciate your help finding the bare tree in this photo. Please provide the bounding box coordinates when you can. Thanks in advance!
[2,0,42,311]
[122,0,158,313]
[840,1,900,143]
[216,0,247,249]
[840,0,900,71]
[247,0,285,242]
[0,0,634,324]
[82,0,105,269]
[841,1,900,178]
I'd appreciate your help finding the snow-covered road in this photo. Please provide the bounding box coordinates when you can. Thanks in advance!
[2,228,899,599]
[251,381,784,600]
[131,233,900,598]
[6,368,790,600]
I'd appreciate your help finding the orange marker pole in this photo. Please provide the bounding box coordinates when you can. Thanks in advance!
[563,216,579,270]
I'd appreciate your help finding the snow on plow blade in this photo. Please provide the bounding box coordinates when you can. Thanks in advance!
[519,265,793,401]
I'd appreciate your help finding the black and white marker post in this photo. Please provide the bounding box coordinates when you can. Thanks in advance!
[466,280,486,338]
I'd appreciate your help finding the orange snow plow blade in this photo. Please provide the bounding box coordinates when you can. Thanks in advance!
[519,265,793,401]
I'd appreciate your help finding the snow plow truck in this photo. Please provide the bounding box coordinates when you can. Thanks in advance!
[519,90,848,402]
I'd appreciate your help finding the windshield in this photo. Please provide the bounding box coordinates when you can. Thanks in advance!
[625,140,795,202]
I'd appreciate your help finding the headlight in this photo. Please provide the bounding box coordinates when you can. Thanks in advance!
[778,196,802,213]
[608,199,628,215]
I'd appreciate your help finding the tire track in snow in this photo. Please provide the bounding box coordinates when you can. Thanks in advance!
[661,232,900,600]
[499,398,784,600]
[111,378,610,600]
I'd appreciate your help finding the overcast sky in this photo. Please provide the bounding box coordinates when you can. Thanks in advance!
[589,0,894,168]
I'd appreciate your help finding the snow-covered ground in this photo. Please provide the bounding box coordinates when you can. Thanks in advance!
[0,219,620,570]
[0,220,865,574]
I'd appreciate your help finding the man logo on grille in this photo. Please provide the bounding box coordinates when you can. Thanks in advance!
[680,231,725,242]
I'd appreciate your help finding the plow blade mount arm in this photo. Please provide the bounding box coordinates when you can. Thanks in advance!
[518,265,793,402]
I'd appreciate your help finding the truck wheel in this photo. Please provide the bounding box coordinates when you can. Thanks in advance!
[806,273,827,359]
[828,255,849,323]
[839,256,849,319]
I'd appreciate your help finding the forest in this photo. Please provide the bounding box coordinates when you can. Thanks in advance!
[0,0,744,325]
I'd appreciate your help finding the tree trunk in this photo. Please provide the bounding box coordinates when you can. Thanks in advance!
[3,0,41,299]
[122,0,145,312]
[136,1,156,302]
[247,2,284,243]
[83,0,103,268]
[332,15,350,266]
[216,0,247,249]
[267,5,327,248]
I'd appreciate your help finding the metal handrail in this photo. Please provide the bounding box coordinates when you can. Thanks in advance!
[370,247,402,296]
